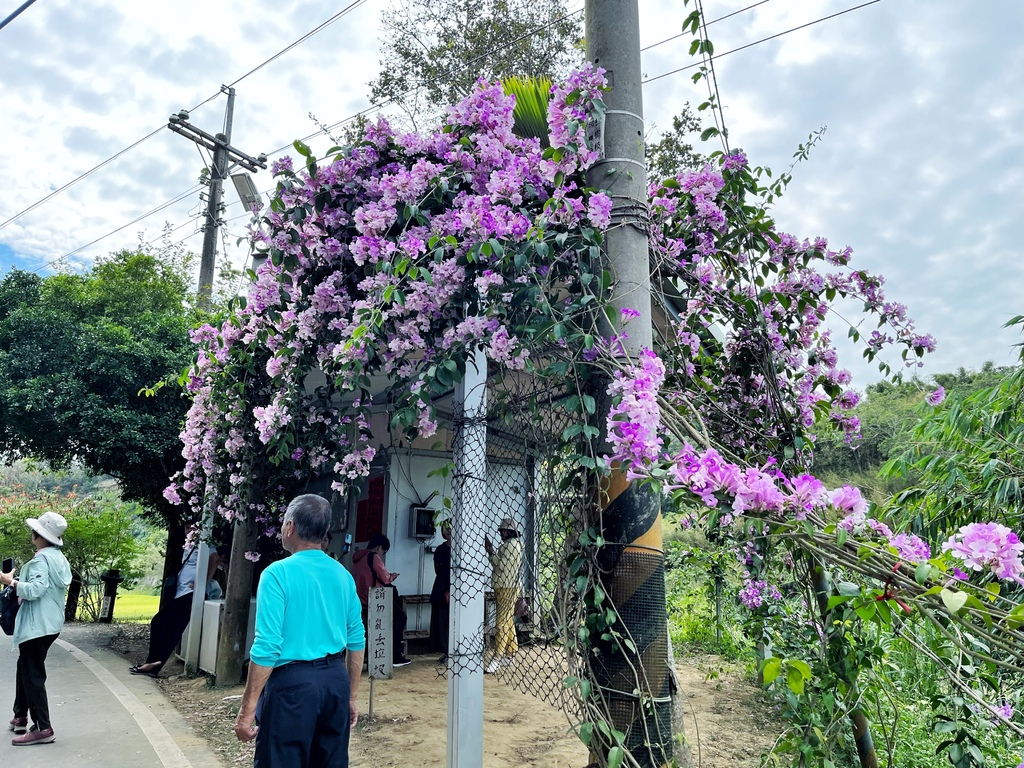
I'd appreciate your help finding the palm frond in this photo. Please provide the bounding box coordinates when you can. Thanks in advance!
[504,76,552,147]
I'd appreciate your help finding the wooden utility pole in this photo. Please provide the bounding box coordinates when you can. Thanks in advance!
[585,1,674,766]
[168,88,267,683]
[168,86,266,310]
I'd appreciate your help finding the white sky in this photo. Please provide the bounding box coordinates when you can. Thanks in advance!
[1,0,1021,387]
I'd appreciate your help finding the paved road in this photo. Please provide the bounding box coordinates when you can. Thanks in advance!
[0,624,224,767]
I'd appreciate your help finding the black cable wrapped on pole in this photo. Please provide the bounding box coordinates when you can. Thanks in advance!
[593,469,673,766]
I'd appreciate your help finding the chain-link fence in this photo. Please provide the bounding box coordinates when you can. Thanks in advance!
[442,369,589,720]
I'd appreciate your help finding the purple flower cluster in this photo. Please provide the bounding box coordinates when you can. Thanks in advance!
[607,349,665,465]
[943,522,1024,584]
[739,578,782,609]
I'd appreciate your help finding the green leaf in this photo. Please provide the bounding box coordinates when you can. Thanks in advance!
[940,588,968,615]
[785,666,806,695]
[761,657,782,685]
[607,746,624,768]
[914,562,932,585]
[578,722,593,747]
[837,581,860,597]
[789,660,812,680]
[855,602,877,622]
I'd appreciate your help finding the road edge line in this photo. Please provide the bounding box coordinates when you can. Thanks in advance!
[56,638,194,768]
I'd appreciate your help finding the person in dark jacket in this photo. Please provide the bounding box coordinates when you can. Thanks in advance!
[429,523,451,663]
[129,545,227,677]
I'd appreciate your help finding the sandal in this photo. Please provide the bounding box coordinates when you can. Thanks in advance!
[129,664,161,677]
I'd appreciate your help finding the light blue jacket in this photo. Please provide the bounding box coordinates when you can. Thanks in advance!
[12,546,72,648]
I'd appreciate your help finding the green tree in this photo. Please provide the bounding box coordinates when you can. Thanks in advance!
[646,107,704,179]
[0,486,143,620]
[370,0,583,127]
[0,250,199,526]
[810,364,1014,502]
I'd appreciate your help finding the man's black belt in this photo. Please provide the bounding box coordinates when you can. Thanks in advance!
[286,651,344,666]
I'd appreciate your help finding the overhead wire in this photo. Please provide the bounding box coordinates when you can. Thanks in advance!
[643,0,883,84]
[0,0,368,236]
[640,0,772,53]
[67,4,588,266]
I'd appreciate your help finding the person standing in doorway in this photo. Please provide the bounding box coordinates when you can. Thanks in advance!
[484,518,523,673]
[233,494,365,767]
[0,511,72,746]
[429,523,451,663]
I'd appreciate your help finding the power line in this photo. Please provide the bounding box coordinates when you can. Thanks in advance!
[226,0,366,88]
[0,127,165,233]
[0,0,41,32]
[34,185,202,273]
[643,0,883,85]
[0,0,368,235]
[640,0,772,53]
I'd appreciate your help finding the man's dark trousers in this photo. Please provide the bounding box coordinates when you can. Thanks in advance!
[254,655,351,768]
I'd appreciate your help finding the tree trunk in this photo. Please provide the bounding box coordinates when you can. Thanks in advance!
[64,570,83,622]
[810,558,878,768]
[214,515,258,685]
[160,522,186,610]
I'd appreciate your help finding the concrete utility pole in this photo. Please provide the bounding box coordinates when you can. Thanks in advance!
[168,87,267,684]
[585,2,674,767]
[447,347,488,768]
[168,86,266,311]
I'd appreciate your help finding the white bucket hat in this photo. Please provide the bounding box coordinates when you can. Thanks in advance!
[498,517,518,533]
[27,512,68,547]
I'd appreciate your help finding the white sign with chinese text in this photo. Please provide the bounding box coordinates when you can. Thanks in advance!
[368,586,393,680]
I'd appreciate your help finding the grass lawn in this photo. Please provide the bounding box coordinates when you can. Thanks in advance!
[112,592,160,623]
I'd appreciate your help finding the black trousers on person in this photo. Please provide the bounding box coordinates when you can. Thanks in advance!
[429,599,449,654]
[145,593,193,666]
[254,655,351,768]
[14,633,59,730]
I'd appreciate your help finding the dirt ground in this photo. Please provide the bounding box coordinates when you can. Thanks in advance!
[110,625,777,767]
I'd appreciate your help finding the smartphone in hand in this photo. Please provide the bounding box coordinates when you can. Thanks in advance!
[2,558,13,574]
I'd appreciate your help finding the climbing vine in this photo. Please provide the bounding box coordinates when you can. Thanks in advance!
[164,43,1021,767]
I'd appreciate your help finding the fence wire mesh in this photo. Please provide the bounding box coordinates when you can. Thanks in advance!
[442,369,588,718]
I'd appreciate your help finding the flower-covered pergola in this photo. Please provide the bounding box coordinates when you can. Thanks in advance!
[166,67,1024,766]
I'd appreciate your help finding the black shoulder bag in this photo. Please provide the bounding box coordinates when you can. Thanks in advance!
[1,584,20,636]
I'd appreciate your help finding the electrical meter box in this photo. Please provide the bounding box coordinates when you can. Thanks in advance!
[408,505,436,539]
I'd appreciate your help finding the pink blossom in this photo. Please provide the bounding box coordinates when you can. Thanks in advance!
[926,386,946,406]
[606,349,665,465]
[888,532,931,564]
[943,522,1024,584]
[829,485,868,517]
[587,192,613,229]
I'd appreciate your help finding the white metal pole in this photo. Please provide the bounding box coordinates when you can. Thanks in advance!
[447,346,488,768]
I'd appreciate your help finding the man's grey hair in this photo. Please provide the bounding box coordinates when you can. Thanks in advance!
[283,494,332,543]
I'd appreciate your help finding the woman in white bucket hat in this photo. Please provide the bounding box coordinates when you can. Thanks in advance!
[0,511,72,746]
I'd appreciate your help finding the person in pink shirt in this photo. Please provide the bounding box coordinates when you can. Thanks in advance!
[349,535,410,667]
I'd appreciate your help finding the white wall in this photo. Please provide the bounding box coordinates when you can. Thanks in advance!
[370,450,531,632]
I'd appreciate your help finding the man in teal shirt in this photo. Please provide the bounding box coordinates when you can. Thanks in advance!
[233,495,365,767]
